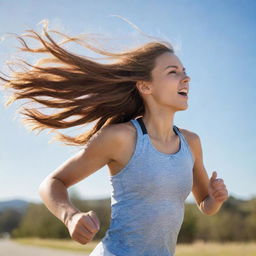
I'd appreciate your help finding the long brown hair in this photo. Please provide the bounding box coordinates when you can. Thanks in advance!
[0,22,174,147]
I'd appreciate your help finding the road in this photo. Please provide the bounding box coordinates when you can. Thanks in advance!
[0,239,89,256]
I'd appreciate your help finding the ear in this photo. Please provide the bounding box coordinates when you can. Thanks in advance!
[136,80,151,95]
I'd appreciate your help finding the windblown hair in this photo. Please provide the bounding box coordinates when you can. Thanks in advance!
[0,24,174,147]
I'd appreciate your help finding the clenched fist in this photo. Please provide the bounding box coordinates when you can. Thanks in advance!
[66,210,100,245]
[208,171,229,203]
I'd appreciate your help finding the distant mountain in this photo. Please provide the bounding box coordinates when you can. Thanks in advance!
[0,197,111,214]
[0,199,29,214]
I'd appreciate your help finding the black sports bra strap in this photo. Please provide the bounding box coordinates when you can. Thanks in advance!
[173,125,179,135]
[136,117,147,135]
[137,117,178,136]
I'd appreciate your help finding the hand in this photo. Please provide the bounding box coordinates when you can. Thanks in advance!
[66,210,100,245]
[208,171,229,204]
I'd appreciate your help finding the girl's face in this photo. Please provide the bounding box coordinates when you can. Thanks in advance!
[149,52,191,111]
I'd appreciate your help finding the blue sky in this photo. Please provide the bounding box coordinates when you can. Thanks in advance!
[0,0,255,203]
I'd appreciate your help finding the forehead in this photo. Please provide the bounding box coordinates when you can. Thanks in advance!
[153,52,183,71]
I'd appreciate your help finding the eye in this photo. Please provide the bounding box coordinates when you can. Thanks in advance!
[168,70,189,77]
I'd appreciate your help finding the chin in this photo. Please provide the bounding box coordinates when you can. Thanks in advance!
[175,104,188,111]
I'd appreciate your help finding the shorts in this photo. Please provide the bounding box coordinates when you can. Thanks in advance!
[89,241,116,256]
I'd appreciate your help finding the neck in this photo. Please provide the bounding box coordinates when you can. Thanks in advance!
[141,112,176,142]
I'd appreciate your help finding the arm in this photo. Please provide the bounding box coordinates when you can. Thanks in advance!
[38,125,123,226]
[199,194,222,216]
[190,133,228,216]
[39,176,80,226]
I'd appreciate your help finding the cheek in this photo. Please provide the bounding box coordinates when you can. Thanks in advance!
[160,82,177,99]
[163,76,177,92]
[151,78,178,101]
[154,86,177,104]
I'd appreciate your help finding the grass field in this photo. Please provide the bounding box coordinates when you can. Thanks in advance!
[14,238,256,256]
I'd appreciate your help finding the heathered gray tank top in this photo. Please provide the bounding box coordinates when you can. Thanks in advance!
[101,117,195,256]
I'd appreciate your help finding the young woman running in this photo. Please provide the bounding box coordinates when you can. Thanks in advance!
[0,24,229,256]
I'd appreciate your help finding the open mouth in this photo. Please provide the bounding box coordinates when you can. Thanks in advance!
[178,92,188,97]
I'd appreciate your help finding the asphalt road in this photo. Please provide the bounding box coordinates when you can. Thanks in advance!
[0,239,89,256]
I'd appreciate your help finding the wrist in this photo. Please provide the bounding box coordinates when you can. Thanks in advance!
[201,195,223,215]
[62,208,81,226]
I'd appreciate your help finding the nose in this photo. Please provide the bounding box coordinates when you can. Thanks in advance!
[182,73,191,83]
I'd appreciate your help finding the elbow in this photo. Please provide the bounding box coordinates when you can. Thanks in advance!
[38,176,66,198]
[38,176,52,198]
[38,179,47,199]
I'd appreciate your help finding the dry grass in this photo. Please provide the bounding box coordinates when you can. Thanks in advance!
[14,238,256,256]
[176,240,256,256]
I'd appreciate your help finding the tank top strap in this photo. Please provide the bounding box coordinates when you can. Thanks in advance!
[173,125,195,163]
[173,125,180,136]
[173,125,186,147]
[130,117,147,137]
[135,117,178,136]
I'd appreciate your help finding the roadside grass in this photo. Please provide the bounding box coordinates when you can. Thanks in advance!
[13,238,256,256]
[175,240,256,256]
[13,237,98,254]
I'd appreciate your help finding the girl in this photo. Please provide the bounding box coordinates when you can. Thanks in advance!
[0,23,229,256]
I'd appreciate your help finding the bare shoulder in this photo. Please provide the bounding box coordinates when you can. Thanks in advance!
[103,121,138,176]
[103,121,135,141]
[100,120,136,161]
[179,127,199,141]
[178,127,200,161]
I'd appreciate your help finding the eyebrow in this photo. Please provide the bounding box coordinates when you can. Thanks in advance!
[164,65,186,71]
